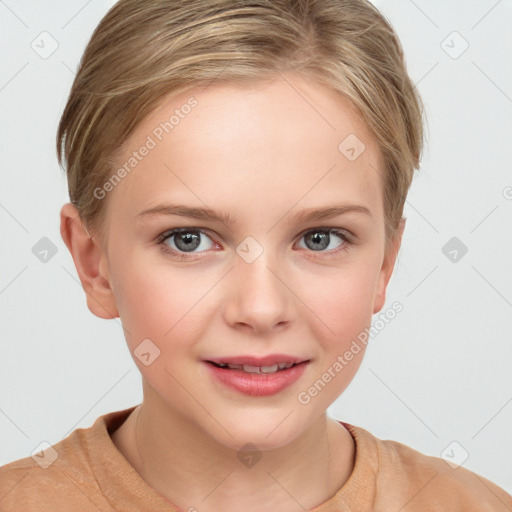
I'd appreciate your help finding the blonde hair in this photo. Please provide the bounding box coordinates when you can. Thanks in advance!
[56,0,424,250]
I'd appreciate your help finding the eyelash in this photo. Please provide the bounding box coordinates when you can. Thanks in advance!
[155,227,353,260]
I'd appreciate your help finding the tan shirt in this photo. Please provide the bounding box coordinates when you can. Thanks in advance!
[1,406,511,511]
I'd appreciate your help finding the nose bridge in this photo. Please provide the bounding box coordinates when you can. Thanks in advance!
[225,236,292,330]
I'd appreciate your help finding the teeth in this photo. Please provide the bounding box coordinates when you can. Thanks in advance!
[243,364,268,373]
[260,365,279,373]
[216,362,295,373]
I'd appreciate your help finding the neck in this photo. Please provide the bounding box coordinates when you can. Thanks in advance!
[112,393,355,512]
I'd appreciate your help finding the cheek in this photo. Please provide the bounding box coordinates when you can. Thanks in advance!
[293,264,378,409]
[296,258,381,340]
[110,249,184,338]
[112,251,220,356]
[111,263,204,392]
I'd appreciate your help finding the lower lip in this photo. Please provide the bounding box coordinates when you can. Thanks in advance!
[204,361,309,396]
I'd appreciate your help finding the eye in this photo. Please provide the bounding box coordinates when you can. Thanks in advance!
[296,228,351,256]
[157,228,217,258]
[156,227,352,261]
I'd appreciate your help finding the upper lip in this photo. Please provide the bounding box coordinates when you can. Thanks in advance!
[206,354,309,366]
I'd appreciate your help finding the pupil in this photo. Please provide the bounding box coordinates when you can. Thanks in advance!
[309,231,328,250]
[176,232,200,251]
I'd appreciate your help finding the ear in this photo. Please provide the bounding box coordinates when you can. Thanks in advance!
[60,203,119,319]
[372,218,406,314]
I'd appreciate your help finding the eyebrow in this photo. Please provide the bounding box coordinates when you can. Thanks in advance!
[291,204,372,223]
[137,204,236,225]
[136,203,371,225]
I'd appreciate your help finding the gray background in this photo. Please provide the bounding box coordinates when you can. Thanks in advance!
[1,0,511,496]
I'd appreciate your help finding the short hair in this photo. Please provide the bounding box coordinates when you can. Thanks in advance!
[56,0,424,250]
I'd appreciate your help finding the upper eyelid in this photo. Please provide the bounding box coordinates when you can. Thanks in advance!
[297,226,352,238]
[158,227,214,241]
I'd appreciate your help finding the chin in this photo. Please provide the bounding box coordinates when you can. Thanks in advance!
[198,408,311,452]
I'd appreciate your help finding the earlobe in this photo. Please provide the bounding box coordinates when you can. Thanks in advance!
[60,203,119,319]
[372,218,406,314]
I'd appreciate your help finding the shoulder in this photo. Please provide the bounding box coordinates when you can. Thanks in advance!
[348,424,512,511]
[0,433,107,512]
[0,412,120,512]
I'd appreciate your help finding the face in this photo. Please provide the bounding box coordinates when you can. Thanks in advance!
[89,74,401,450]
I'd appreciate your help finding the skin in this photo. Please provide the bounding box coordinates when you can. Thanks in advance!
[60,73,404,512]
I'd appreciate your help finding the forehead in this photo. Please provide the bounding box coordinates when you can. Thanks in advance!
[106,75,384,224]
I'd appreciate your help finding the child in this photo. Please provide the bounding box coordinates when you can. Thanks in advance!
[1,0,510,510]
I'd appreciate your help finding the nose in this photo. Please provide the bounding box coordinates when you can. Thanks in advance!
[222,248,292,334]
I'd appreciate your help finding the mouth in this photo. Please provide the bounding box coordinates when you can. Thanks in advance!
[203,355,311,396]
[206,360,301,374]
[205,354,310,374]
